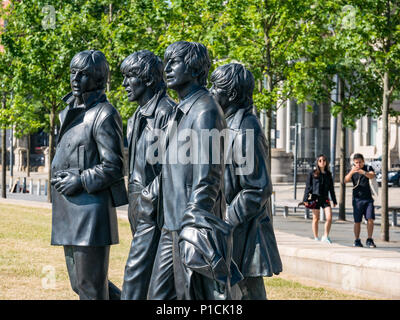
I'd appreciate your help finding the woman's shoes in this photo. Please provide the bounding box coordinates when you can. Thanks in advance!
[321,236,332,244]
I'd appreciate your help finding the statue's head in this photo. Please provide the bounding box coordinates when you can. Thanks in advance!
[210,63,254,110]
[69,50,109,97]
[164,41,211,90]
[120,50,165,102]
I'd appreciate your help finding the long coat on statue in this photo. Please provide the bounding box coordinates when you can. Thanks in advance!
[224,105,282,277]
[51,89,128,246]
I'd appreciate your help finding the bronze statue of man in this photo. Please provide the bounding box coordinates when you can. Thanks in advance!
[210,63,282,300]
[50,50,128,300]
[146,41,240,300]
[120,50,175,300]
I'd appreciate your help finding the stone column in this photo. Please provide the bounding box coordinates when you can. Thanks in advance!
[389,116,399,167]
[286,100,292,154]
[376,117,383,159]
[14,147,27,172]
[271,148,294,183]
[276,103,287,150]
[303,103,314,158]
[354,119,361,149]
[43,147,50,173]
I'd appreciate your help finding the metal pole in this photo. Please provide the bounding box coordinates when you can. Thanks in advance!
[330,74,339,180]
[9,126,13,179]
[37,179,41,196]
[330,116,337,179]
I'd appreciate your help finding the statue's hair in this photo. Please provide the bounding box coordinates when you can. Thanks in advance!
[210,63,255,106]
[120,50,165,91]
[70,50,109,90]
[164,41,211,87]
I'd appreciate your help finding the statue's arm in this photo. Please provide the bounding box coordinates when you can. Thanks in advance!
[226,133,271,228]
[81,108,125,194]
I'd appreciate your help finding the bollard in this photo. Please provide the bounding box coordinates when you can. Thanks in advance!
[9,177,13,192]
[44,180,48,196]
[22,177,27,193]
[16,178,21,193]
[305,208,310,220]
[29,179,33,194]
[37,179,41,195]
[393,210,398,227]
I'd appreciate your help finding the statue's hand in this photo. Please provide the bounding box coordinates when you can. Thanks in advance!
[54,170,83,196]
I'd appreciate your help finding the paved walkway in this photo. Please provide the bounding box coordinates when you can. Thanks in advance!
[1,176,400,299]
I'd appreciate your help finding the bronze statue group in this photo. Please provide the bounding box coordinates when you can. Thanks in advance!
[50,41,282,300]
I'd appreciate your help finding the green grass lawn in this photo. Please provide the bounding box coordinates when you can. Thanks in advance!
[0,203,371,300]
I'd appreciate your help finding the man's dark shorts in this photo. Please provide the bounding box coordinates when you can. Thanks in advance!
[352,198,375,223]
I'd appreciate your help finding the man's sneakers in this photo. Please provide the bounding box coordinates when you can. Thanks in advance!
[321,236,332,244]
[366,238,377,248]
[353,239,363,247]
[353,238,377,248]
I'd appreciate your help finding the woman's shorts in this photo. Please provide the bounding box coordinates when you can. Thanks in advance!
[313,197,331,210]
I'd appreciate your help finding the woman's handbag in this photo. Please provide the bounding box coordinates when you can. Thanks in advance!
[299,196,317,209]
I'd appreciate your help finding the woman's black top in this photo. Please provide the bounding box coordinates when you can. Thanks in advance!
[303,169,337,205]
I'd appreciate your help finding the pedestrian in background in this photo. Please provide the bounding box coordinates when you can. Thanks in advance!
[303,154,337,243]
[344,153,376,248]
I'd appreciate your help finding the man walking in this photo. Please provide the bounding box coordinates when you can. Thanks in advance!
[51,50,128,299]
[120,50,175,299]
[345,153,377,248]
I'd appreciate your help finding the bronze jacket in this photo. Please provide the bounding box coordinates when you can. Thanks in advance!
[51,89,127,246]
[126,89,175,231]
[224,105,282,277]
[161,87,227,232]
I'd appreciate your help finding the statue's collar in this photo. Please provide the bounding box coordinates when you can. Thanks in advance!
[62,89,106,109]
[224,104,241,120]
[138,88,165,117]
[177,87,207,115]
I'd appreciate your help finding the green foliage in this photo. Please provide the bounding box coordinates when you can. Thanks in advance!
[287,0,400,127]
[2,0,400,136]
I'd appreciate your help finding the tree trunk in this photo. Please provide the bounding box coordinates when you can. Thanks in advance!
[338,112,346,220]
[1,128,6,198]
[26,135,30,178]
[381,71,390,241]
[338,77,346,221]
[264,75,273,174]
[106,3,113,93]
[47,105,56,203]
[1,93,6,198]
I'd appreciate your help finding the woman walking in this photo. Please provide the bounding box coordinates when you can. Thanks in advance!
[303,154,337,243]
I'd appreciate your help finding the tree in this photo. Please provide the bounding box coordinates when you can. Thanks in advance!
[0,1,14,198]
[287,1,382,220]
[0,1,114,201]
[350,0,400,241]
[205,0,311,173]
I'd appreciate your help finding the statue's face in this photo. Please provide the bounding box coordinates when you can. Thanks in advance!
[164,56,192,90]
[210,83,229,109]
[122,63,146,102]
[70,65,98,98]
